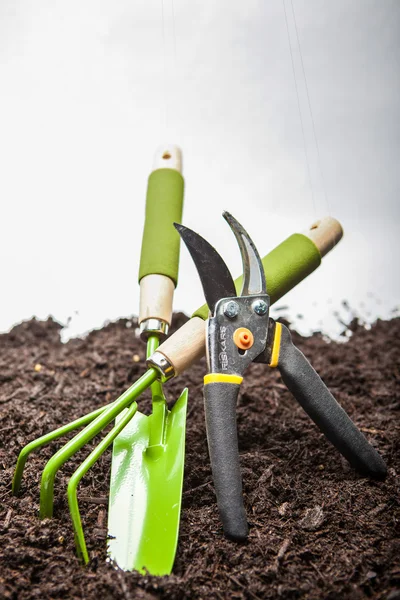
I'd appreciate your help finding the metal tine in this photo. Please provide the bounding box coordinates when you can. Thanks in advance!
[14,370,155,504]
[38,369,157,519]
[222,211,267,296]
[68,401,139,564]
[12,403,111,495]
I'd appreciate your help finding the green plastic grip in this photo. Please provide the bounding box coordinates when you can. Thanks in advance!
[139,168,184,286]
[192,233,321,320]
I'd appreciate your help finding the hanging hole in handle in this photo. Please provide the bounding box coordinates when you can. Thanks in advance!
[310,220,321,230]
[162,152,171,160]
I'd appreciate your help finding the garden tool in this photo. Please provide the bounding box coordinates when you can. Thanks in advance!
[13,144,187,576]
[107,145,187,575]
[175,212,387,542]
[12,209,344,572]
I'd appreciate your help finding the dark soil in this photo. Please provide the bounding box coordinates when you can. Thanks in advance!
[0,314,399,600]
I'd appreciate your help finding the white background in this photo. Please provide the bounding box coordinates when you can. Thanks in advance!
[0,0,399,340]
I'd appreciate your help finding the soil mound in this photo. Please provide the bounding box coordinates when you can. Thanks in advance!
[0,315,399,599]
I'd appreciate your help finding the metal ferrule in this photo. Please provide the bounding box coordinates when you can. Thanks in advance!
[146,351,176,382]
[139,318,169,341]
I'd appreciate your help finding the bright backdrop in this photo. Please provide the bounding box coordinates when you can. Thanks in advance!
[0,0,399,340]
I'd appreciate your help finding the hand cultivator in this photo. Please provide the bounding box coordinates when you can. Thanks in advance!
[12,146,369,575]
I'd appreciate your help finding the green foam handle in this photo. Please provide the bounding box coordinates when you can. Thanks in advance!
[192,233,321,320]
[139,168,184,286]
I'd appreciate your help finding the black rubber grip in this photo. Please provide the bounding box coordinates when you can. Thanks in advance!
[204,381,248,541]
[277,324,386,478]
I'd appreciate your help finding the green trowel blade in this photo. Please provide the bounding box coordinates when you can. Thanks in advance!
[107,388,188,575]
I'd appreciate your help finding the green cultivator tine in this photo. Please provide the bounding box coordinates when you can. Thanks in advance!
[68,401,139,564]
[13,403,110,495]
[40,369,157,518]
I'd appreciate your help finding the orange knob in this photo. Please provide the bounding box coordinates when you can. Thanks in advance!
[233,327,254,350]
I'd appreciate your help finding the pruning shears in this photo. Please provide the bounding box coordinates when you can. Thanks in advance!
[175,212,386,542]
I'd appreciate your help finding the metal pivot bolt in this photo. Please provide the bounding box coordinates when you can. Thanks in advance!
[223,300,239,318]
[252,300,268,316]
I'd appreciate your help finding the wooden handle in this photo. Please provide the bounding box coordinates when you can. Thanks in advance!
[139,274,175,326]
[302,216,343,258]
[157,317,205,375]
[152,144,182,173]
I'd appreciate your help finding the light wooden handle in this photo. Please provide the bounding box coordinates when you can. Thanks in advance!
[156,316,205,375]
[302,216,343,258]
[139,274,175,326]
[152,144,182,173]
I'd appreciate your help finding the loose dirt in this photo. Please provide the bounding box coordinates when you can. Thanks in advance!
[0,314,399,599]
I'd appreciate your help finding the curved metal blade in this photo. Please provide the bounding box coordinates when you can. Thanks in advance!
[174,223,236,314]
[222,211,267,296]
